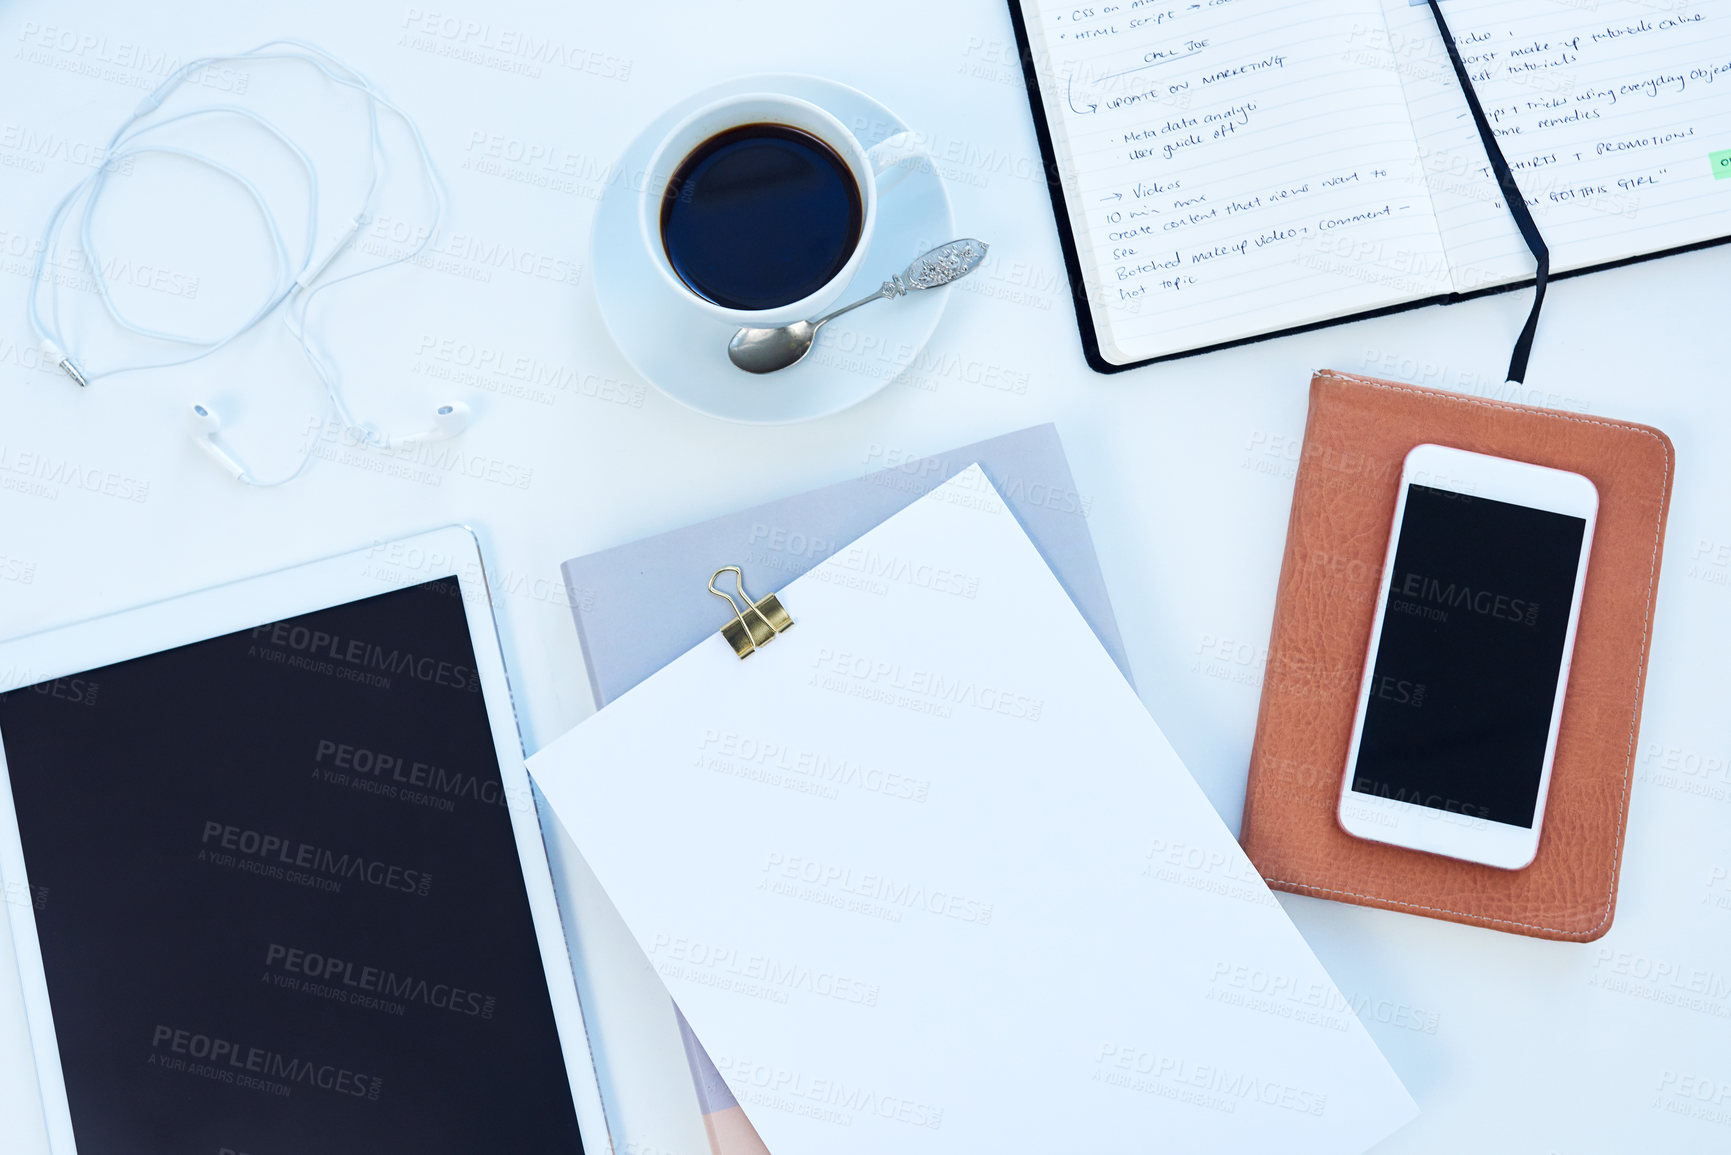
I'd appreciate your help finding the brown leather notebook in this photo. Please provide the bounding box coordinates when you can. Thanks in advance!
[1240,371,1674,942]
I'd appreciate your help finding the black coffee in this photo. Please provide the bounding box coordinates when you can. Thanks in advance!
[660,123,863,311]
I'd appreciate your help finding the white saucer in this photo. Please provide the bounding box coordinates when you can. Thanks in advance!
[591,74,956,424]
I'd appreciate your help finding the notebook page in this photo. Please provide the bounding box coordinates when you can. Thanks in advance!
[1379,0,1731,293]
[1018,0,1452,365]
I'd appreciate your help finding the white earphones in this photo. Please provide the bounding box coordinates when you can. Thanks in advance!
[189,400,471,484]
[29,40,468,487]
[188,404,249,481]
[379,401,473,449]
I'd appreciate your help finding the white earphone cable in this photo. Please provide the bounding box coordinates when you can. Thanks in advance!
[27,39,454,486]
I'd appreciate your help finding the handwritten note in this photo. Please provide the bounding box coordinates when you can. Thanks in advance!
[1379,0,1731,287]
[1020,0,1453,364]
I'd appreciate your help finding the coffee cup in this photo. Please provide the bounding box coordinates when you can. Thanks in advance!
[639,92,921,328]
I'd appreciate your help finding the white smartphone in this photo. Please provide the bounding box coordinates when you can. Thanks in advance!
[1337,444,1598,870]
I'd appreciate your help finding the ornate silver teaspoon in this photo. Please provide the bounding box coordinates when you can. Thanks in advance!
[727,239,990,374]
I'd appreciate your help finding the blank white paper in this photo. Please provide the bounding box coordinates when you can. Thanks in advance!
[530,465,1417,1155]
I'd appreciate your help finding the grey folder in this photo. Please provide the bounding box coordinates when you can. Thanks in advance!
[562,423,1131,708]
[558,423,1130,1139]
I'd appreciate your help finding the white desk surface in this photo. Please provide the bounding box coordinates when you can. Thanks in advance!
[0,3,1727,1153]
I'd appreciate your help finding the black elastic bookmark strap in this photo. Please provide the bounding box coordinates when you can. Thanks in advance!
[1426,0,1550,384]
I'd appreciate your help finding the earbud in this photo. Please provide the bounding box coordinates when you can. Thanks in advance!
[426,401,471,440]
[367,401,471,450]
[187,403,251,481]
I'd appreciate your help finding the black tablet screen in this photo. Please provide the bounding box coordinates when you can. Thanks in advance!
[0,577,585,1154]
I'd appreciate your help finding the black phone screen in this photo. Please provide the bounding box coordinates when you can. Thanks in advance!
[0,577,586,1155]
[1350,483,1587,829]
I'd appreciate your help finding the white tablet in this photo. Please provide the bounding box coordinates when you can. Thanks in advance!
[0,527,610,1155]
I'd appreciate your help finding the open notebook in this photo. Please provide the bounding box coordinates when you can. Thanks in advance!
[1006,0,1731,370]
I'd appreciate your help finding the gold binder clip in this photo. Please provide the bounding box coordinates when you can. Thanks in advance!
[709,566,794,658]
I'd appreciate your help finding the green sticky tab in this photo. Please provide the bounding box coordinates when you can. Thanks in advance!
[1713,149,1731,180]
